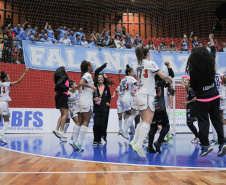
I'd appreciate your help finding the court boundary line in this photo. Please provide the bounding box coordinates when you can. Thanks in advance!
[1,147,226,170]
[0,168,225,174]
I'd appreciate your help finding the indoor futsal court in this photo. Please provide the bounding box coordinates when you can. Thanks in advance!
[0,0,226,184]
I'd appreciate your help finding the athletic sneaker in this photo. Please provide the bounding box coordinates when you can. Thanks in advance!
[154,141,161,153]
[118,130,123,135]
[200,145,214,157]
[129,140,135,150]
[210,139,218,146]
[75,141,84,151]
[69,140,79,150]
[191,138,200,143]
[166,134,173,141]
[92,141,98,146]
[102,135,107,143]
[147,146,157,153]
[119,131,129,140]
[0,137,7,144]
[98,141,102,146]
[53,130,61,138]
[217,143,226,157]
[134,144,146,158]
[60,135,67,142]
[162,139,169,145]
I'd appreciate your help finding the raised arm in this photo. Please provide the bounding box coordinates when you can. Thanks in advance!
[118,69,122,83]
[190,32,193,42]
[45,22,48,30]
[11,68,30,86]
[164,61,174,78]
[95,62,108,77]
[156,71,172,84]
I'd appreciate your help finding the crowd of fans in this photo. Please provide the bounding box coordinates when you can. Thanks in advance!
[0,22,226,64]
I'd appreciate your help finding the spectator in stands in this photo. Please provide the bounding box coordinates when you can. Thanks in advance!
[98,39,107,48]
[41,33,57,44]
[29,31,38,41]
[38,30,45,40]
[88,37,97,47]
[106,36,116,48]
[45,22,54,38]
[146,40,155,50]
[180,44,188,52]
[13,24,24,37]
[114,35,121,48]
[81,36,88,46]
[60,32,71,45]
[57,26,69,39]
[158,41,167,52]
[168,41,177,51]
[134,33,142,46]
[121,25,126,36]
[56,35,61,44]
[69,31,75,41]
[96,31,105,46]
[72,34,82,45]
[190,32,199,48]
[181,35,188,50]
[115,27,121,38]
[1,34,11,63]
[75,28,83,38]
[198,42,204,47]
[124,33,132,49]
[219,42,226,52]
[27,24,33,35]
[206,42,211,52]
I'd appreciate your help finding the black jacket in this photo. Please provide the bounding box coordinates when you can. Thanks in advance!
[93,85,111,113]
[95,63,107,77]
[54,75,69,99]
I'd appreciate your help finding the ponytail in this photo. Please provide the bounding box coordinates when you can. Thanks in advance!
[135,45,149,65]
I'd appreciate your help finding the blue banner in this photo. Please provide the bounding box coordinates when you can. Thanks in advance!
[23,40,226,76]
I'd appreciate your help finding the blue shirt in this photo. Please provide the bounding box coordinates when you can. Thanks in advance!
[17,31,28,40]
[29,35,37,41]
[69,35,76,41]
[41,37,55,44]
[182,43,188,50]
[74,32,83,38]
[59,29,69,39]
[125,36,132,44]
[72,39,82,45]
[46,29,54,38]
[192,40,199,48]
[134,38,141,45]
[39,34,44,40]
[88,42,97,47]
[13,27,24,36]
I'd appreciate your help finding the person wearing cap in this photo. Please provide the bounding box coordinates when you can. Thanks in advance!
[207,42,212,52]
[0,68,29,144]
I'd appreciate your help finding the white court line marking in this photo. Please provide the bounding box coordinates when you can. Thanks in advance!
[0,169,225,174]
[1,146,226,170]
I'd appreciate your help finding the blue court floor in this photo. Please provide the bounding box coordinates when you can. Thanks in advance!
[0,133,225,168]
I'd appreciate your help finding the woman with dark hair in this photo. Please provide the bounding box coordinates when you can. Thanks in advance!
[0,68,29,144]
[185,34,226,157]
[53,66,70,142]
[70,60,96,151]
[119,64,137,140]
[131,45,172,157]
[92,74,111,145]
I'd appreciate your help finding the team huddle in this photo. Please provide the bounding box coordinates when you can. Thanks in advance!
[0,34,226,158]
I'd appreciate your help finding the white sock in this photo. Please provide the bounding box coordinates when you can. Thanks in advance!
[133,121,142,143]
[123,115,129,129]
[118,120,122,130]
[129,123,135,134]
[137,122,150,147]
[123,114,136,133]
[58,131,64,137]
[211,124,218,140]
[78,125,88,145]
[63,123,70,134]
[0,121,9,136]
[223,125,226,139]
[72,125,81,142]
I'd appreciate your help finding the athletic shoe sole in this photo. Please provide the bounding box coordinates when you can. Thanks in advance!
[134,144,146,158]
[217,145,226,157]
[69,142,79,150]
[0,139,7,144]
[200,146,214,157]
[53,131,61,138]
[119,132,129,140]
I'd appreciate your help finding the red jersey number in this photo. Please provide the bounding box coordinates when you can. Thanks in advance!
[143,69,148,78]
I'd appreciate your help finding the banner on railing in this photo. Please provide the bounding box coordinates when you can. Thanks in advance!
[23,40,226,76]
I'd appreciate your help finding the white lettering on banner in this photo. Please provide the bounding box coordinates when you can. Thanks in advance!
[45,48,65,68]
[102,51,122,71]
[162,55,179,72]
[86,50,102,70]
[65,49,80,69]
[122,53,137,71]
[29,46,45,67]
[177,55,189,73]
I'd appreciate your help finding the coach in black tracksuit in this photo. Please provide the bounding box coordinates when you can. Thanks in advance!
[147,63,175,153]
[93,74,111,145]
[185,34,226,157]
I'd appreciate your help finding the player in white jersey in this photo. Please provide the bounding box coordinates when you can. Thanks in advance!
[119,64,137,140]
[71,60,96,151]
[0,69,29,144]
[131,45,172,157]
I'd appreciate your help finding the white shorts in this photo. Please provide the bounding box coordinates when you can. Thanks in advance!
[77,104,93,113]
[134,94,155,112]
[120,99,135,112]
[67,109,78,119]
[117,99,124,114]
[0,101,9,116]
[220,99,226,111]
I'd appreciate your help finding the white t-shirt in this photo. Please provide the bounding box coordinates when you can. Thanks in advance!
[79,72,94,106]
[136,59,160,96]
[60,37,71,45]
[81,41,88,47]
[0,82,11,102]
[215,71,225,99]
[120,76,137,100]
[68,90,79,110]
